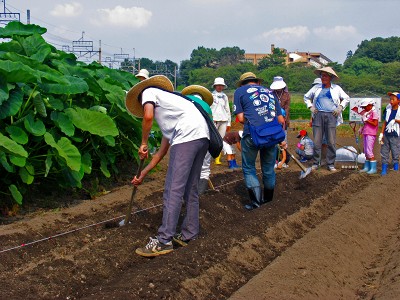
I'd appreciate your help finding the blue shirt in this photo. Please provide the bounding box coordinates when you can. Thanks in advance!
[315,87,337,112]
[233,84,282,136]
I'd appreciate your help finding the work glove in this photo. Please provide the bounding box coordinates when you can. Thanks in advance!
[332,105,343,117]
[379,133,383,145]
[309,106,318,114]
[297,142,302,149]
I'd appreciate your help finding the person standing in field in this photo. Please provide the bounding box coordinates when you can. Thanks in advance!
[181,85,214,194]
[270,76,290,143]
[354,99,379,174]
[233,72,285,210]
[211,77,231,165]
[126,76,210,257]
[304,67,350,172]
[379,92,400,175]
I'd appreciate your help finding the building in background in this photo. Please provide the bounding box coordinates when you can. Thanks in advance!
[244,44,332,68]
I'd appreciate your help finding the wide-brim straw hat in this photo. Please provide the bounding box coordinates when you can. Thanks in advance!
[236,72,264,87]
[314,66,339,80]
[181,85,213,106]
[125,75,174,118]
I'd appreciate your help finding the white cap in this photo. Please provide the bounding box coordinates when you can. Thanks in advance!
[135,69,150,80]
[212,77,227,88]
[312,78,322,85]
[359,99,374,107]
[270,76,287,90]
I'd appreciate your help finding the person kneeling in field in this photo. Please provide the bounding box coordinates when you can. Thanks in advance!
[126,76,210,257]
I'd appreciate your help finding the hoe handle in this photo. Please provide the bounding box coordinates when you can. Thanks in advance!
[123,153,147,225]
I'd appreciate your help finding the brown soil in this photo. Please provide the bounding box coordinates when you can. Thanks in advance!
[1,128,400,300]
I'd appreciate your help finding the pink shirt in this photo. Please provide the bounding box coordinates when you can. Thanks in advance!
[362,108,379,136]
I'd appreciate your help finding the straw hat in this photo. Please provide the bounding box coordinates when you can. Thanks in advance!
[270,76,287,90]
[181,85,213,106]
[236,72,263,87]
[212,77,227,89]
[125,75,174,118]
[135,69,149,80]
[314,66,339,79]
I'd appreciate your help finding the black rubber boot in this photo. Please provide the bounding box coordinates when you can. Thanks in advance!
[244,186,263,210]
[198,178,209,195]
[263,188,274,204]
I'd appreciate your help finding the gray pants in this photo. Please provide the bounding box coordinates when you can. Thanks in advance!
[380,135,400,165]
[312,111,337,166]
[157,138,209,243]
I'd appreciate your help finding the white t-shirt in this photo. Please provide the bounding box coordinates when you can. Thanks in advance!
[141,88,209,146]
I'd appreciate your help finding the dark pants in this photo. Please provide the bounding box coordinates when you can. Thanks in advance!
[157,138,209,243]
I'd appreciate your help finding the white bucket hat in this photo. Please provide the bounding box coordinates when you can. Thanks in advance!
[270,76,287,90]
[312,78,322,86]
[212,77,227,89]
[135,69,150,80]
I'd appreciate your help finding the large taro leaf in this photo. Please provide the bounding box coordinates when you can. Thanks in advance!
[50,111,75,136]
[65,107,119,137]
[81,152,92,174]
[24,113,46,136]
[6,125,28,144]
[0,132,28,158]
[39,75,89,94]
[32,91,47,117]
[44,132,81,172]
[0,87,23,119]
[97,78,127,111]
[0,60,38,83]
[8,184,23,205]
[5,52,67,84]
[0,40,24,54]
[0,21,46,38]
[20,33,52,63]
[19,162,34,184]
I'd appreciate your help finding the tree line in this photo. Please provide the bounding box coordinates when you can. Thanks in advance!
[127,36,400,96]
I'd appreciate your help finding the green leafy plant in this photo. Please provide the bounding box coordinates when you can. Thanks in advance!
[0,21,159,205]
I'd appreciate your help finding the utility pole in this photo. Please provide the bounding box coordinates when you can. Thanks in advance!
[0,0,20,25]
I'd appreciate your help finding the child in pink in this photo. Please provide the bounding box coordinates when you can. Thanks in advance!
[358,99,379,174]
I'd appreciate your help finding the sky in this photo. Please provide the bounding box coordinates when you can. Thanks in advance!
[2,0,399,67]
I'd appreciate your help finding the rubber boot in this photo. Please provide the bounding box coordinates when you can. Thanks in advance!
[359,160,370,173]
[366,161,377,174]
[263,188,274,204]
[198,178,209,195]
[381,163,388,176]
[215,153,222,165]
[394,163,399,171]
[229,159,240,169]
[244,186,263,210]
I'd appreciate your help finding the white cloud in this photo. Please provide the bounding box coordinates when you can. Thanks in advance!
[92,6,152,28]
[313,25,358,40]
[50,2,83,17]
[260,26,311,43]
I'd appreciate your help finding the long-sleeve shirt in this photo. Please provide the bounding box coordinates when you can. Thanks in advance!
[304,83,350,126]
[211,91,231,126]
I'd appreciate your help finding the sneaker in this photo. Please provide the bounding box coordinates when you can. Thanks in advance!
[311,164,319,170]
[327,165,337,172]
[173,233,191,247]
[135,237,173,257]
[299,158,307,163]
[282,163,289,168]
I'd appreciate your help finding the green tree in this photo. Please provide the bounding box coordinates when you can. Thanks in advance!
[349,37,400,64]
[257,48,286,70]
